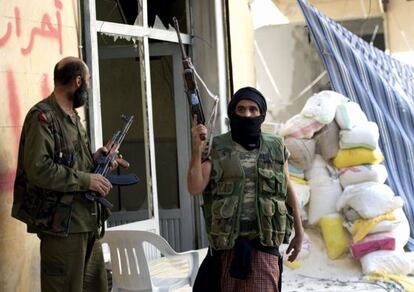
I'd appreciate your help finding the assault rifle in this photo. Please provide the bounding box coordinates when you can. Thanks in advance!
[85,114,139,209]
[172,17,206,140]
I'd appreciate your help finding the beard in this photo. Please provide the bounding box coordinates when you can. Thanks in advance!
[73,80,89,108]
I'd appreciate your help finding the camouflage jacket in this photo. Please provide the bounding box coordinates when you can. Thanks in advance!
[202,132,293,250]
[12,94,97,236]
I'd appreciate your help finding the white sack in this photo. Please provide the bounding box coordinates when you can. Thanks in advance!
[339,122,379,150]
[404,252,414,274]
[360,250,412,275]
[308,178,343,225]
[280,114,324,139]
[336,182,404,219]
[301,90,349,124]
[335,101,368,130]
[390,208,410,250]
[338,164,388,188]
[369,220,401,234]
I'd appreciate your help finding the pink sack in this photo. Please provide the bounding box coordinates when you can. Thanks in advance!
[351,233,395,259]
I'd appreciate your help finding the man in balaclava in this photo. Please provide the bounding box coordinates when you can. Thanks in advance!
[188,86,304,292]
[227,86,267,150]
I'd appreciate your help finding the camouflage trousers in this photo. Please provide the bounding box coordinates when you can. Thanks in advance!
[40,232,108,292]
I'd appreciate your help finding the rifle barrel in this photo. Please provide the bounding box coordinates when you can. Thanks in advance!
[88,114,135,209]
[172,17,188,60]
[101,115,134,176]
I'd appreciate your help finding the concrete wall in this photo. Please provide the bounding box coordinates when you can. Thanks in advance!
[270,0,382,23]
[228,0,256,91]
[0,0,80,291]
[229,0,384,125]
[247,0,414,127]
[255,23,327,123]
[386,0,414,66]
[270,0,414,62]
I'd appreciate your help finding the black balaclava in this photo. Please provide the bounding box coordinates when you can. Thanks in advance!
[73,77,88,108]
[227,87,267,150]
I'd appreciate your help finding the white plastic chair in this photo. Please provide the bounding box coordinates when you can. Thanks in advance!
[103,230,199,292]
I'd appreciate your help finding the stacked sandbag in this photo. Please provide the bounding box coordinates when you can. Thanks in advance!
[319,213,350,260]
[281,90,347,139]
[306,156,346,260]
[335,101,368,130]
[280,92,411,267]
[313,121,340,162]
[284,138,312,221]
[333,101,385,170]
[285,137,316,170]
[301,90,349,125]
[337,164,388,189]
[280,114,324,139]
[281,91,348,226]
[337,182,404,220]
[305,155,342,226]
[280,91,349,261]
[332,101,411,275]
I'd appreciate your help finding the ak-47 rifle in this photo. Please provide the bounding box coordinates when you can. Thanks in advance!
[172,17,206,141]
[85,114,139,209]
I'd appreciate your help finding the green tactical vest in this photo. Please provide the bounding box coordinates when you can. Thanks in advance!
[12,100,76,236]
[202,132,293,250]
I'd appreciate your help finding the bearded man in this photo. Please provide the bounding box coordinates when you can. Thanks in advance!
[12,56,124,291]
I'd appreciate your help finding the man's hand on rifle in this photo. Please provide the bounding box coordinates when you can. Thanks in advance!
[93,146,108,162]
[89,174,112,197]
[112,153,130,171]
[93,146,130,172]
[191,115,208,153]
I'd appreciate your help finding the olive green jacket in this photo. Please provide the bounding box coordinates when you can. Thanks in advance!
[12,94,98,236]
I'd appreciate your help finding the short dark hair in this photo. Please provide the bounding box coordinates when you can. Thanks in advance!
[53,60,86,85]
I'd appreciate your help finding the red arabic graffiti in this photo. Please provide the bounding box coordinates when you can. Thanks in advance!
[1,70,52,196]
[0,0,62,195]
[6,70,21,150]
[0,0,63,55]
[6,70,52,143]
[0,23,12,46]
[15,6,21,37]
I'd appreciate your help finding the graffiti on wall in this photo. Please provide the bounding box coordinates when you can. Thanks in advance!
[0,0,62,55]
[0,0,63,196]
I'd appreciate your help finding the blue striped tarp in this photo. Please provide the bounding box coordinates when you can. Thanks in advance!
[297,0,414,249]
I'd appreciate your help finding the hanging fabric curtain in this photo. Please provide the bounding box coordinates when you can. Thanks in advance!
[297,0,414,249]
